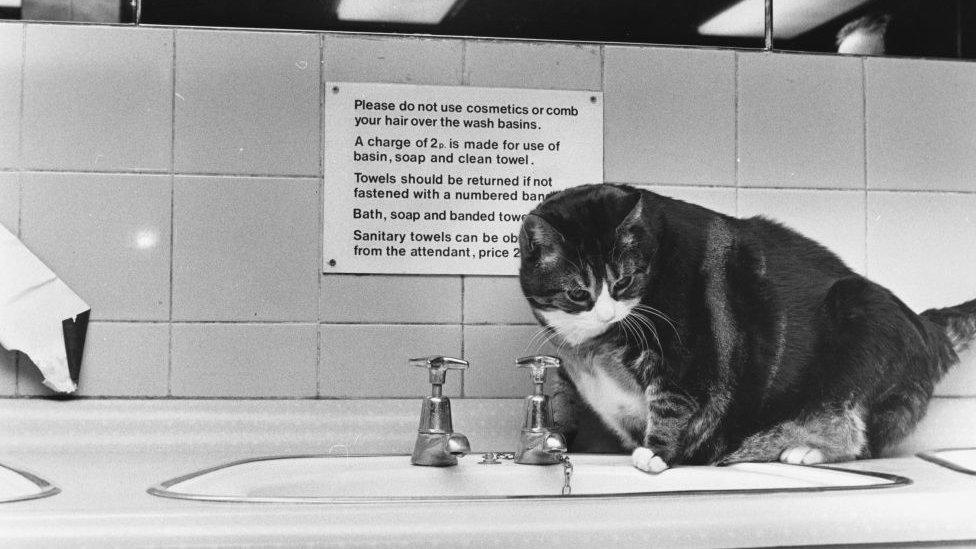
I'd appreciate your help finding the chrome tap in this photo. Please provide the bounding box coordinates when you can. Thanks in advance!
[514,355,568,465]
[409,356,471,467]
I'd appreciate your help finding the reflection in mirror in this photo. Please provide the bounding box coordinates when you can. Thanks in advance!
[768,0,969,59]
[0,0,136,23]
[138,0,765,49]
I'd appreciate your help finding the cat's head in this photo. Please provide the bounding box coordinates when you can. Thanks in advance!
[519,184,659,346]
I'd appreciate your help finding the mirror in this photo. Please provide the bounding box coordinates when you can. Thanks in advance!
[2,1,972,59]
[0,0,135,23]
[771,0,972,59]
[137,0,766,49]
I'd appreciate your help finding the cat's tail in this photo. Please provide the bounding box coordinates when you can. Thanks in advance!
[921,298,976,354]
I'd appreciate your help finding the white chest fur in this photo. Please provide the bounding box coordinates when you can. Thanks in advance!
[572,367,647,448]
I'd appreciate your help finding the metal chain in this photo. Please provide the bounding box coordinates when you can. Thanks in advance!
[478,451,573,495]
[477,451,515,464]
[559,454,573,495]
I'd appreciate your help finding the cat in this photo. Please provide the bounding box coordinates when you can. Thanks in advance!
[518,183,976,473]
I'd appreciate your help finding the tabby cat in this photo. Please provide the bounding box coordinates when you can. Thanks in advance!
[518,183,975,473]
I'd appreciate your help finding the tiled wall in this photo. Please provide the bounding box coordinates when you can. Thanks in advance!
[1,22,975,402]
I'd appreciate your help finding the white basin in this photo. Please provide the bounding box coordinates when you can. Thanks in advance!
[0,462,59,503]
[148,453,907,503]
[919,448,976,475]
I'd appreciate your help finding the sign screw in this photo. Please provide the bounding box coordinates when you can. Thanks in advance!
[328,259,337,267]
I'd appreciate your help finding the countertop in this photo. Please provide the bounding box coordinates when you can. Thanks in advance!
[2,399,976,548]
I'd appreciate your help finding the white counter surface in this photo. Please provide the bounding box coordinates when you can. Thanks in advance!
[2,399,975,548]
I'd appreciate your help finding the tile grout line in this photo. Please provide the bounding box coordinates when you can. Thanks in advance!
[459,38,468,86]
[733,51,740,216]
[14,171,22,393]
[0,167,320,179]
[600,44,606,185]
[317,32,326,399]
[27,319,540,327]
[460,276,466,397]
[167,28,177,397]
[0,394,528,401]
[16,22,25,179]
[861,57,870,276]
[13,22,26,396]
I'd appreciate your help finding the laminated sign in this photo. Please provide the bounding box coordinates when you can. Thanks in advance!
[323,82,603,275]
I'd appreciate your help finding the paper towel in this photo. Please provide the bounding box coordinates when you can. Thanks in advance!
[0,223,89,393]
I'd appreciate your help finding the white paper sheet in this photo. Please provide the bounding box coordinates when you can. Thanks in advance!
[0,223,89,393]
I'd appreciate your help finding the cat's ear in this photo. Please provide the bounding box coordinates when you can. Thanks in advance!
[520,214,562,265]
[615,195,647,249]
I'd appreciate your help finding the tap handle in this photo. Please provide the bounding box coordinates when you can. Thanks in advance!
[516,355,561,385]
[410,356,468,385]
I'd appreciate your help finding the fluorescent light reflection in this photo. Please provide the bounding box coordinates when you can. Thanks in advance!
[336,0,460,25]
[133,230,159,250]
[698,0,871,39]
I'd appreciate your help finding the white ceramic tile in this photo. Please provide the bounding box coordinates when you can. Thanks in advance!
[867,192,976,312]
[891,398,976,455]
[738,52,864,189]
[739,189,866,273]
[174,29,320,176]
[935,348,976,397]
[171,323,318,397]
[18,322,169,397]
[324,35,462,85]
[172,176,320,322]
[20,172,172,321]
[319,324,462,397]
[604,46,735,186]
[321,275,462,323]
[643,185,737,217]
[0,24,21,168]
[13,354,48,395]
[464,41,601,90]
[866,58,976,192]
[463,325,563,397]
[21,25,172,171]
[0,172,18,232]
[464,276,536,324]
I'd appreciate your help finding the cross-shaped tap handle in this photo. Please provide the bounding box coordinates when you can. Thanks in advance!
[409,356,468,386]
[516,355,562,385]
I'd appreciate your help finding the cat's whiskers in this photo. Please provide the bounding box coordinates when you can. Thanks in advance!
[536,328,562,355]
[553,332,571,358]
[621,316,649,354]
[524,327,554,355]
[628,310,663,354]
[633,304,682,345]
[618,317,635,346]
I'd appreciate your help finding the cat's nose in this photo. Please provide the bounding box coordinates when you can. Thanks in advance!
[594,301,615,322]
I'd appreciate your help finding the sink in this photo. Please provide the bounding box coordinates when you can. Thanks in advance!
[148,453,908,503]
[918,448,976,475]
[0,462,60,503]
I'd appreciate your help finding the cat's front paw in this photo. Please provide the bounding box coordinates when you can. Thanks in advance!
[631,447,669,474]
[779,446,825,465]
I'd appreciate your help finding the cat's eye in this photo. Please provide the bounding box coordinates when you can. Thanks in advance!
[614,276,635,293]
[566,288,590,303]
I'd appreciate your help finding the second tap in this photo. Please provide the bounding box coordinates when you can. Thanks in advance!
[514,355,567,465]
